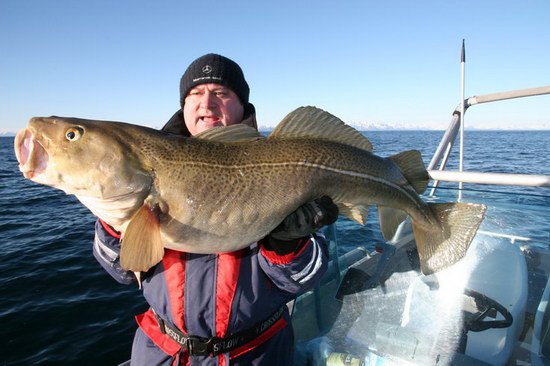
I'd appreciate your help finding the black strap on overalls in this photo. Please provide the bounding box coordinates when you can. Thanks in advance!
[153,305,286,357]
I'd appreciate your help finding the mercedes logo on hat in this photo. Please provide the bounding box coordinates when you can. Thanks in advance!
[202,65,212,74]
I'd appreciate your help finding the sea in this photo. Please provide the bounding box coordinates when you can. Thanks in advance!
[1,130,549,365]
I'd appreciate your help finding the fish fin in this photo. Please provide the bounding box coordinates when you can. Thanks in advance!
[269,106,373,152]
[378,206,409,240]
[194,124,262,142]
[134,272,142,289]
[413,202,486,275]
[120,205,164,272]
[337,203,369,225]
[388,150,430,194]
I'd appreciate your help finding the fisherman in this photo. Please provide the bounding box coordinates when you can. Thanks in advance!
[93,53,339,365]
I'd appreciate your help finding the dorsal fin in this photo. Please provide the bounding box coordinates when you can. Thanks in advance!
[194,124,262,142]
[269,106,373,152]
[388,150,430,194]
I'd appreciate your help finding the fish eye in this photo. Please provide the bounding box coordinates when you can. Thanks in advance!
[65,127,83,141]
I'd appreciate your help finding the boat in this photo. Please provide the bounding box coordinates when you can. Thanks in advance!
[290,83,550,365]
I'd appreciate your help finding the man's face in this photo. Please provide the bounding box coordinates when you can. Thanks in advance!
[183,83,245,136]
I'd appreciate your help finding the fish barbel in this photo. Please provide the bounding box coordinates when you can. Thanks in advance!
[14,106,486,274]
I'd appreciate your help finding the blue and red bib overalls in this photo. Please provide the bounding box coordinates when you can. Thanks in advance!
[94,219,328,365]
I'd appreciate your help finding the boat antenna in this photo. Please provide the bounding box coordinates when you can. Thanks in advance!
[459,39,466,200]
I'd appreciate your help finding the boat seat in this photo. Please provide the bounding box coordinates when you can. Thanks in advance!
[463,237,528,365]
[532,275,550,366]
[399,236,528,365]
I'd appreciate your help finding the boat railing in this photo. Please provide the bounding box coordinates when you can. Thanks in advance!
[428,85,550,196]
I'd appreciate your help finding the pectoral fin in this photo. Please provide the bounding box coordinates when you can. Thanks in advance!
[134,271,142,289]
[120,205,164,272]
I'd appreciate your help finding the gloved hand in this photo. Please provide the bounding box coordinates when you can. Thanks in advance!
[264,196,339,255]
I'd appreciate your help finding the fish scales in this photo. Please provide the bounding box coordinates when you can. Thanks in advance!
[135,138,431,253]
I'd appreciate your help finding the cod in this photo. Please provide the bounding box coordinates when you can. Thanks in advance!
[14,106,486,275]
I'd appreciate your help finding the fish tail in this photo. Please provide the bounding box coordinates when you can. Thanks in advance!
[412,202,486,275]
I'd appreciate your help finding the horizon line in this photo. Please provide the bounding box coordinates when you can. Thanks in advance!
[2,128,550,137]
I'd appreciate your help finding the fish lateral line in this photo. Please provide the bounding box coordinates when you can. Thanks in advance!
[179,160,426,212]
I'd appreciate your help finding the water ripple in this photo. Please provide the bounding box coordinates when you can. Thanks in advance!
[1,131,549,364]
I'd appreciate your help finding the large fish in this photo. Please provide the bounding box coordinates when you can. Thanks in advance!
[14,106,486,275]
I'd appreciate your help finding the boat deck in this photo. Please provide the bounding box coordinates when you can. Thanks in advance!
[292,187,550,365]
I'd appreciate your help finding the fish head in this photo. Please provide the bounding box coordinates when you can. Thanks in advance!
[14,116,153,201]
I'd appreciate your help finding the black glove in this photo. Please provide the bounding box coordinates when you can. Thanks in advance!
[264,196,339,255]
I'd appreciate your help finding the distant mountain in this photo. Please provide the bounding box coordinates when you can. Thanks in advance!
[0,131,16,137]
[349,121,444,131]
[258,121,443,132]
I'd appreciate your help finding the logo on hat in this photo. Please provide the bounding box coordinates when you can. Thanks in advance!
[202,65,212,74]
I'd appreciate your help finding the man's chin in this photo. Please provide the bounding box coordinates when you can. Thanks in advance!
[195,121,225,134]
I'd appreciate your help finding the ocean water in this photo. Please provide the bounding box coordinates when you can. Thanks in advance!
[1,130,549,365]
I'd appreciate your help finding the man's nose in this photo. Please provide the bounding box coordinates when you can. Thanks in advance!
[199,91,216,108]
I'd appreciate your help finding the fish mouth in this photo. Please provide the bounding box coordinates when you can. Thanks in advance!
[14,128,49,180]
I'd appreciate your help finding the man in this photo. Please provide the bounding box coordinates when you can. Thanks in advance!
[94,53,338,365]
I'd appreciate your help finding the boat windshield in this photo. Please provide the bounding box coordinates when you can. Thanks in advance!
[292,186,550,365]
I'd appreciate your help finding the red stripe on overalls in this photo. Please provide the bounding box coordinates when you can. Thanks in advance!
[260,238,311,264]
[163,249,186,331]
[215,251,243,366]
[229,317,288,359]
[215,250,289,362]
[134,249,188,364]
[135,310,181,356]
[164,249,190,366]
[99,219,121,239]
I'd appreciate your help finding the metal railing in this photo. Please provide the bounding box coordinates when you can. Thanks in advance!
[428,170,550,187]
[428,86,550,196]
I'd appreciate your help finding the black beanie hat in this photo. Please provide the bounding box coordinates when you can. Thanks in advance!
[179,53,250,107]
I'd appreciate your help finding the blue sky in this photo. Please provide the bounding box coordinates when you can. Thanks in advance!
[1,0,549,132]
